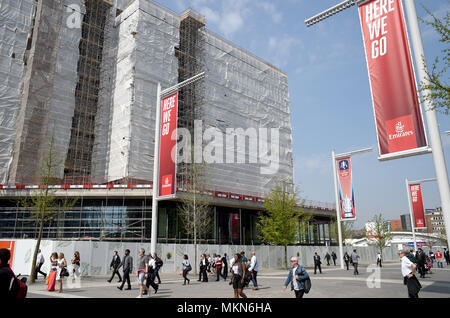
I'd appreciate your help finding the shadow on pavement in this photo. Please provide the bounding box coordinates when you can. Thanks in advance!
[421,281,450,294]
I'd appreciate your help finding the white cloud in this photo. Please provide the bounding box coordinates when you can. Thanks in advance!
[267,35,302,68]
[295,153,331,175]
[258,2,282,23]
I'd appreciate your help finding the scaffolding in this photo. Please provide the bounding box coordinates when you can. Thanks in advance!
[65,0,112,177]
[175,10,207,190]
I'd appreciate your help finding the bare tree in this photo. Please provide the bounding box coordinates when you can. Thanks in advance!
[22,132,77,284]
[178,163,213,275]
[367,214,393,260]
[329,219,355,246]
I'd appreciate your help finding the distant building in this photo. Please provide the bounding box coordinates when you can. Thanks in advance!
[424,207,444,234]
[400,214,412,232]
[389,220,402,231]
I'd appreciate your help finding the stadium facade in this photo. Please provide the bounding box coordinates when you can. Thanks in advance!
[0,0,336,245]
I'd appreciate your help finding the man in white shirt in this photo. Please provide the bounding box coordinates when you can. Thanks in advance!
[399,249,420,298]
[34,249,46,280]
[143,254,159,295]
[249,252,259,290]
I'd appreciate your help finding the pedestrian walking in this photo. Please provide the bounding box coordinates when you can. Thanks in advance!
[435,250,443,268]
[231,253,247,298]
[221,253,229,281]
[198,254,208,282]
[34,249,47,280]
[429,251,435,265]
[351,249,360,275]
[47,252,58,292]
[425,255,433,274]
[249,251,259,290]
[241,251,248,263]
[444,248,450,265]
[324,252,331,266]
[136,248,149,298]
[376,252,382,267]
[343,252,350,270]
[407,250,416,263]
[282,256,310,298]
[107,251,122,283]
[152,253,163,284]
[210,253,217,276]
[331,251,337,266]
[207,254,212,274]
[117,249,133,290]
[415,248,426,278]
[144,254,158,295]
[56,253,68,293]
[399,249,421,298]
[181,255,191,285]
[313,253,322,274]
[71,251,81,279]
[215,254,223,281]
[0,249,20,298]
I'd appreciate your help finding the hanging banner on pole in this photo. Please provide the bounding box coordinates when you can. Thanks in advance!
[158,92,178,198]
[336,157,356,220]
[409,184,426,228]
[358,0,428,161]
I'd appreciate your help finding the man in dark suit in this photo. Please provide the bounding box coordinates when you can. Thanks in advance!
[415,248,426,278]
[117,249,133,290]
[313,252,322,274]
[221,253,229,280]
[107,251,122,283]
[198,254,209,282]
[444,248,450,266]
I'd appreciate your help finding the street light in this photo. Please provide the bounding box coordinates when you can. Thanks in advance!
[151,72,205,254]
[306,0,450,255]
[405,177,436,251]
[332,147,372,269]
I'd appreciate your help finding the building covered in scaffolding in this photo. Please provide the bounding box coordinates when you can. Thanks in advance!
[0,0,336,245]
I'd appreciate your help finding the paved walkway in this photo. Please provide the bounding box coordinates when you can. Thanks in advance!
[27,262,450,298]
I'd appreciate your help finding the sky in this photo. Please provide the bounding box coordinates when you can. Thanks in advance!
[155,0,450,229]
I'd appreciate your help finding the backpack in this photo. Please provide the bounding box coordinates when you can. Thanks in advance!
[6,268,27,299]
[155,257,163,268]
[300,267,311,294]
[304,277,312,294]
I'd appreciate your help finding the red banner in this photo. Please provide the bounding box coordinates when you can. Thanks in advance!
[409,184,426,228]
[336,157,356,220]
[358,0,427,160]
[158,93,178,198]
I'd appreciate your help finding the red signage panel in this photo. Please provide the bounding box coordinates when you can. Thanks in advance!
[409,184,426,228]
[158,93,178,198]
[358,0,427,159]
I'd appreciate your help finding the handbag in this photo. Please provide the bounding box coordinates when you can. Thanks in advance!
[45,273,50,285]
[60,267,69,278]
[186,264,192,272]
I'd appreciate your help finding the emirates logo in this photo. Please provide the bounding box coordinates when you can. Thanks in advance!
[395,121,404,134]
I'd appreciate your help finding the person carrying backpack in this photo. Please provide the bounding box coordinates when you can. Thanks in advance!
[282,256,310,298]
[0,248,27,299]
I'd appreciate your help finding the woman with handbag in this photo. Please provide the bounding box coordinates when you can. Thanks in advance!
[71,251,81,279]
[47,253,58,292]
[182,254,191,285]
[57,253,68,293]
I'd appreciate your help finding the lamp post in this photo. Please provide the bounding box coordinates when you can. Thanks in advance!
[305,0,450,261]
[405,177,437,251]
[150,72,205,254]
[332,147,372,269]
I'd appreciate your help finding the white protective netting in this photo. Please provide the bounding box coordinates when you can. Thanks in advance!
[93,0,293,196]
[0,0,37,183]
